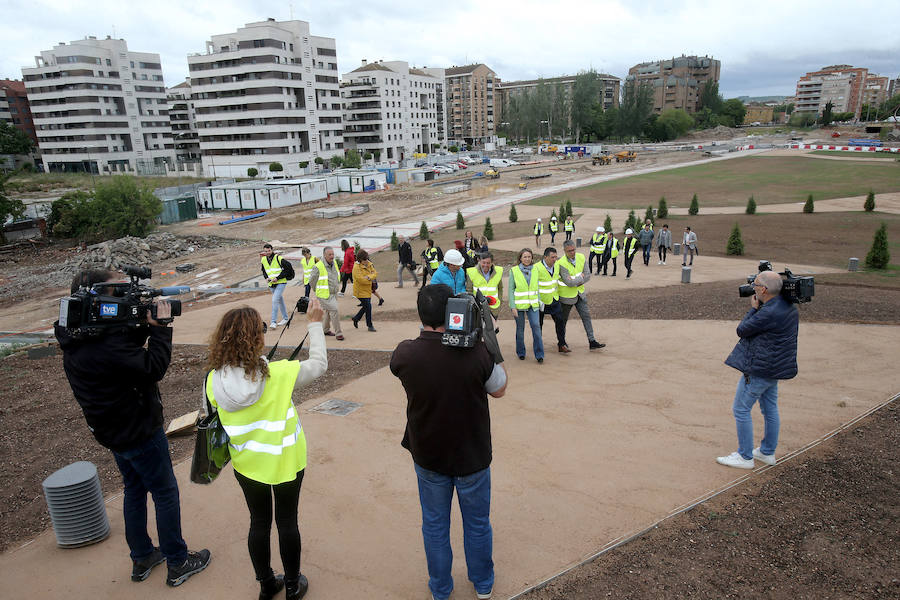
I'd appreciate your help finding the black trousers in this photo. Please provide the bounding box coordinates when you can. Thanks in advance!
[589,252,602,274]
[539,306,567,347]
[624,253,635,274]
[340,272,353,293]
[235,469,305,582]
[603,256,616,275]
[565,231,573,241]
[658,246,668,261]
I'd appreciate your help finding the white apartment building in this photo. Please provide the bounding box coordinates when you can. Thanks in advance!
[166,79,200,163]
[187,18,343,178]
[22,36,175,174]
[341,60,446,160]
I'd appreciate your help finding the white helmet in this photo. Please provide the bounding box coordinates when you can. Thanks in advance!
[625,228,634,235]
[551,216,557,220]
[537,218,542,221]
[443,249,465,266]
[596,226,604,232]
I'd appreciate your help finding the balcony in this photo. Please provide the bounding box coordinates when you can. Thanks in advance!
[345,113,381,122]
[341,80,380,88]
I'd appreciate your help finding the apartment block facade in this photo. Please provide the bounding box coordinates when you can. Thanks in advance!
[444,64,499,146]
[627,55,720,114]
[22,36,175,174]
[794,65,890,118]
[497,73,621,114]
[187,18,343,178]
[166,79,200,162]
[0,79,38,147]
[341,60,446,160]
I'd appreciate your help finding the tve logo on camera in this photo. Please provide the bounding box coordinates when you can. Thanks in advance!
[448,312,464,330]
[100,303,119,317]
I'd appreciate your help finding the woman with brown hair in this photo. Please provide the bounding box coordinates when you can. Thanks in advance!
[204,300,327,600]
[351,249,378,331]
[508,247,544,363]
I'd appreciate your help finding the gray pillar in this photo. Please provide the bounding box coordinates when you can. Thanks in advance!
[848,258,859,272]
[674,242,681,255]
[681,266,692,284]
[576,237,582,248]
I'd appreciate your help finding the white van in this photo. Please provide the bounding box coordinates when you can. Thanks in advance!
[489,158,514,168]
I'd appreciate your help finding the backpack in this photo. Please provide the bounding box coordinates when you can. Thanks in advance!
[278,256,295,281]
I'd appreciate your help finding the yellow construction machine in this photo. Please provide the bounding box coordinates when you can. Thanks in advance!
[485,169,501,179]
[592,153,612,165]
[615,151,637,163]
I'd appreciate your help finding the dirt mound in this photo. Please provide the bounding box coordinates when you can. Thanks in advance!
[685,125,740,141]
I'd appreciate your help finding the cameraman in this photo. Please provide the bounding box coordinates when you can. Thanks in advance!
[390,284,507,600]
[54,270,211,586]
[717,270,799,469]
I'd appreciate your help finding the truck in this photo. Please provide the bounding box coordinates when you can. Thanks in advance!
[592,153,612,165]
[615,151,637,162]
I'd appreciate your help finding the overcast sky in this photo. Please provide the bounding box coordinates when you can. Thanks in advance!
[2,0,897,99]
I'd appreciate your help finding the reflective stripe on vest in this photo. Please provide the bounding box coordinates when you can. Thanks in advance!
[607,237,619,258]
[623,238,638,257]
[533,223,543,235]
[590,233,607,254]
[301,257,316,284]
[207,360,306,485]
[549,221,559,232]
[425,247,439,270]
[315,260,336,299]
[557,253,586,297]
[511,265,539,309]
[564,219,574,232]
[261,255,286,285]
[535,261,559,305]
[466,266,503,299]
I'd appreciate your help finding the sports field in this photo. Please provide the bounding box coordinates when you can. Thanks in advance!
[527,155,900,210]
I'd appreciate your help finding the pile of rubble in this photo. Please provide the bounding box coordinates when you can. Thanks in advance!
[686,125,740,141]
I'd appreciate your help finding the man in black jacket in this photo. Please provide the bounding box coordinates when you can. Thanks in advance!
[54,270,211,587]
[395,234,419,288]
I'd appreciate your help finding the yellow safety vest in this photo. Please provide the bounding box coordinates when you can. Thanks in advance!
[314,259,337,299]
[510,265,540,310]
[466,266,503,299]
[261,255,286,286]
[425,247,440,270]
[590,233,607,255]
[564,219,574,232]
[549,220,559,232]
[557,253,586,298]
[535,260,559,305]
[207,361,306,485]
[608,237,619,258]
[533,223,543,235]
[301,256,317,285]
[623,237,639,258]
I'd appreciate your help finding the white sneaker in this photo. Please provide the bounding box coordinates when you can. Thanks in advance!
[476,589,493,600]
[338,292,344,297]
[657,260,662,265]
[277,319,288,326]
[269,322,277,330]
[662,261,666,265]
[753,447,777,466]
[716,452,754,469]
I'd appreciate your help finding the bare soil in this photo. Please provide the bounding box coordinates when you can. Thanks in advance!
[0,345,391,552]
[521,401,900,600]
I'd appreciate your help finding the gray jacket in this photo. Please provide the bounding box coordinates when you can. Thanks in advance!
[557,252,591,304]
[682,231,697,249]
[637,228,654,246]
[656,229,672,249]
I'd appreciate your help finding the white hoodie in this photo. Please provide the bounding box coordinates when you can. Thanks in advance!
[205,322,328,413]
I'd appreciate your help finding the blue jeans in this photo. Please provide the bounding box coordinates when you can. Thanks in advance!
[732,376,780,460]
[304,283,311,298]
[414,463,493,600]
[642,244,652,264]
[112,428,188,566]
[270,282,288,323]
[514,307,544,359]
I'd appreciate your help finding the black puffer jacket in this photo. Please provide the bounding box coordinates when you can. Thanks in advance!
[725,295,799,380]
[55,323,172,452]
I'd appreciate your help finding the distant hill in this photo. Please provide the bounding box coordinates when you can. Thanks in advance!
[735,95,788,104]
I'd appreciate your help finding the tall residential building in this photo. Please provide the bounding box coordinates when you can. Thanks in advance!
[166,79,200,163]
[889,75,900,99]
[341,60,446,160]
[0,79,38,147]
[626,55,721,114]
[861,74,889,111]
[22,36,175,174]
[187,18,343,178]
[794,65,889,118]
[497,73,621,116]
[444,64,500,146]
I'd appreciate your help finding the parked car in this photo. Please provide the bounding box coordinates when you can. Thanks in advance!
[455,161,468,169]
[460,156,478,165]
[509,148,523,154]
[433,165,453,174]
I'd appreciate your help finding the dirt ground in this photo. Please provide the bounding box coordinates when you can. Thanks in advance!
[0,345,391,552]
[521,400,900,600]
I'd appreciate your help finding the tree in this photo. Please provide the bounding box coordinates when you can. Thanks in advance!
[48,190,94,238]
[92,176,162,239]
[657,196,668,218]
[0,121,34,155]
[803,194,814,213]
[509,204,518,223]
[571,70,600,143]
[483,217,494,241]
[330,156,343,169]
[617,81,654,139]
[821,100,834,126]
[625,209,637,231]
[247,167,258,178]
[390,230,399,251]
[789,112,816,127]
[865,222,890,269]
[0,171,26,244]
[269,162,283,173]
[864,190,875,212]
[644,205,654,225]
[726,223,744,256]
[604,214,612,232]
[373,150,381,161]
[550,208,557,220]
[746,195,757,215]
[718,99,747,128]
[689,194,699,216]
[559,202,567,220]
[456,209,465,230]
[314,157,325,168]
[699,80,723,114]
[651,109,694,141]
[449,145,459,153]
[344,149,362,169]
[419,220,429,240]
[565,199,573,218]
[362,152,373,162]
[299,161,309,169]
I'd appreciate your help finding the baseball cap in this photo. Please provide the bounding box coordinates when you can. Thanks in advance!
[444,249,465,266]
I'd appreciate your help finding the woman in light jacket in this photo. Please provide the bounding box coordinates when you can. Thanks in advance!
[205,300,327,600]
[351,249,378,331]
[656,224,672,265]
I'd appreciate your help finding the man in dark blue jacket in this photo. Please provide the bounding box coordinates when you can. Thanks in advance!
[717,270,799,469]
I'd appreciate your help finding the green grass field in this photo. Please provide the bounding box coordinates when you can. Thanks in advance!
[809,150,897,159]
[527,156,900,210]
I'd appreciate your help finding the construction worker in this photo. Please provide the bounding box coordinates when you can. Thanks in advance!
[261,243,289,329]
[622,228,640,279]
[602,230,619,276]
[557,240,605,351]
[308,246,344,340]
[548,216,559,244]
[589,226,607,275]
[466,252,504,319]
[421,239,443,286]
[533,218,543,248]
[300,246,318,298]
[535,246,568,353]
[564,215,575,241]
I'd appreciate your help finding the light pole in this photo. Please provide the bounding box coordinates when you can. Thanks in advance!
[540,120,549,150]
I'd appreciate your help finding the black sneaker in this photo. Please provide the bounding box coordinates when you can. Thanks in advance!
[131,547,165,582]
[589,340,606,350]
[166,549,211,587]
[285,574,310,600]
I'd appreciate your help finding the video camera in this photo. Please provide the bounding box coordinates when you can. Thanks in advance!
[59,265,190,337]
[441,290,504,363]
[738,260,814,304]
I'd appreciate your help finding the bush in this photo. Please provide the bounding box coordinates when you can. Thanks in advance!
[726,223,744,255]
[604,214,612,232]
[483,217,494,241]
[865,222,890,269]
[299,161,309,169]
[0,173,26,244]
[269,162,283,173]
[456,209,465,230]
[565,200,573,218]
[864,190,875,212]
[330,156,343,169]
[624,209,636,232]
[509,204,518,223]
[449,145,459,153]
[657,196,668,218]
[803,194,814,213]
[644,205,654,225]
[363,152,373,161]
[49,177,162,242]
[688,194,699,216]
[344,149,362,169]
[373,150,381,161]
[247,167,258,178]
[314,157,324,165]
[390,230,399,251]
[746,196,756,215]
[559,202,567,220]
[419,220,429,240]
